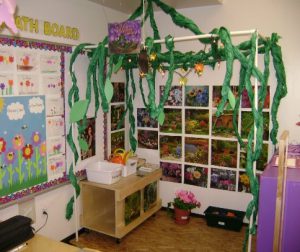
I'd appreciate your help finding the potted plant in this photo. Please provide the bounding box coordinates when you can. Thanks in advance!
[168,189,201,224]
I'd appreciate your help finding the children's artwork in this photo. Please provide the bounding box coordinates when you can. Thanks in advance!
[211,140,237,168]
[0,73,14,95]
[185,109,209,135]
[0,95,47,197]
[185,86,209,107]
[241,86,270,109]
[79,118,96,160]
[160,108,182,133]
[213,86,239,109]
[0,48,14,71]
[47,155,65,180]
[211,168,236,191]
[16,50,38,71]
[42,75,63,96]
[111,82,125,103]
[240,143,268,171]
[184,165,208,187]
[40,52,61,73]
[241,111,269,141]
[108,20,141,54]
[138,130,158,150]
[46,97,64,116]
[111,104,125,131]
[0,0,18,34]
[160,86,182,106]
[47,136,65,157]
[17,74,39,95]
[137,108,158,128]
[238,172,251,193]
[47,115,65,137]
[111,130,125,154]
[185,137,209,164]
[160,162,182,183]
[160,135,182,161]
[212,110,237,137]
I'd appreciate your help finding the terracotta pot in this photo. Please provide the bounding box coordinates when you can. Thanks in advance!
[174,207,191,225]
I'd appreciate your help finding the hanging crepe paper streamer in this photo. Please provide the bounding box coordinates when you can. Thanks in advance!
[67,2,287,249]
[0,0,18,34]
[78,137,89,152]
[69,100,89,123]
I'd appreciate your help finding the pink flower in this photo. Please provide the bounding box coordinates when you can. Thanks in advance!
[12,134,25,150]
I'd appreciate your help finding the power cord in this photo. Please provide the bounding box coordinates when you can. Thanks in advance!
[34,210,48,233]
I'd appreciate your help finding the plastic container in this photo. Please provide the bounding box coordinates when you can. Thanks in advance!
[204,206,245,231]
[86,161,122,184]
[122,158,137,177]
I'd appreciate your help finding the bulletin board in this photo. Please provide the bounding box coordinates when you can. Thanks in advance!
[0,36,73,205]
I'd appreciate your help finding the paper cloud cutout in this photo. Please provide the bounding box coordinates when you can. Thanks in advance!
[29,97,44,114]
[7,102,25,120]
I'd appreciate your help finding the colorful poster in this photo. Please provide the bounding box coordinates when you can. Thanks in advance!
[111,131,125,154]
[79,118,96,160]
[111,104,125,131]
[211,140,237,168]
[238,172,251,193]
[46,97,64,116]
[0,48,14,71]
[42,75,62,96]
[160,86,182,106]
[48,155,65,180]
[160,135,182,161]
[111,82,125,103]
[138,130,158,150]
[211,168,236,191]
[17,74,39,95]
[47,115,65,137]
[185,86,209,107]
[108,20,141,54]
[16,50,38,72]
[47,136,65,158]
[160,162,182,183]
[0,73,14,96]
[241,86,270,109]
[137,108,158,128]
[184,165,208,187]
[160,108,182,134]
[0,96,47,197]
[185,109,209,135]
[212,110,237,137]
[240,143,268,171]
[185,137,209,164]
[40,52,61,73]
[213,86,238,109]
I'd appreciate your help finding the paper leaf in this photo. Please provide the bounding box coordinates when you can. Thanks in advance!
[158,111,165,126]
[70,100,89,123]
[78,138,89,151]
[104,78,114,104]
[113,56,124,73]
[228,89,236,109]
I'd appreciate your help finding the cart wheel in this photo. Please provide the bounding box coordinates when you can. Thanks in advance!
[116,238,121,244]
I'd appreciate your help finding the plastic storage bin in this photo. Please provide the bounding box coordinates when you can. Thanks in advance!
[122,158,137,177]
[204,206,245,231]
[86,161,122,184]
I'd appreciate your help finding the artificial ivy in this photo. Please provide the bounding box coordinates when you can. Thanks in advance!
[67,1,287,250]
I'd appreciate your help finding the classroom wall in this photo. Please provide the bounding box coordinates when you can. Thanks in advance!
[0,0,127,241]
[142,0,300,214]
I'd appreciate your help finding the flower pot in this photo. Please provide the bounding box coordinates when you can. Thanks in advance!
[174,207,191,225]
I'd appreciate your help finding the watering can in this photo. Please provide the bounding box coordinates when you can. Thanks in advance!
[110,148,133,165]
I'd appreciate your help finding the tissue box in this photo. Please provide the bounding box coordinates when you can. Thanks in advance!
[122,159,137,177]
[86,161,122,184]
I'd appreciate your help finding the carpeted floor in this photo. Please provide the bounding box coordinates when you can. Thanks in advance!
[69,210,256,252]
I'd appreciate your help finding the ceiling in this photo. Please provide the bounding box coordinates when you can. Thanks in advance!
[88,0,223,14]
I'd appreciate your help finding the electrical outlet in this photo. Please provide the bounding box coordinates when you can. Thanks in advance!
[19,198,36,223]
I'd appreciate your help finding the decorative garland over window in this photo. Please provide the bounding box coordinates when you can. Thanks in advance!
[67,1,287,250]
